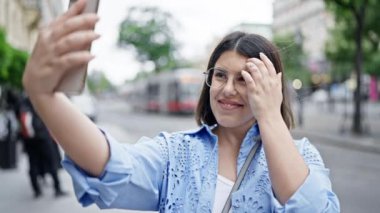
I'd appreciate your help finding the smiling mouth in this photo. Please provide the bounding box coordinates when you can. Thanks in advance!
[218,100,243,110]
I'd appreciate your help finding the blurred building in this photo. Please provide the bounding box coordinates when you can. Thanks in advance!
[273,0,334,74]
[199,22,273,70]
[37,0,65,25]
[232,23,273,41]
[0,0,65,52]
[0,0,39,51]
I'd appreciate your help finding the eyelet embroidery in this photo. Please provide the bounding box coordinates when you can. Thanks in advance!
[157,133,323,212]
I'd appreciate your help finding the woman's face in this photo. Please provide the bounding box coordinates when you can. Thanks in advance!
[209,50,256,129]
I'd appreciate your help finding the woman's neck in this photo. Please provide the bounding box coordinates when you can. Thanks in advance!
[215,121,256,181]
[215,120,256,148]
[216,127,245,148]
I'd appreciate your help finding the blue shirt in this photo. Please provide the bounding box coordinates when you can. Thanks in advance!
[63,124,340,212]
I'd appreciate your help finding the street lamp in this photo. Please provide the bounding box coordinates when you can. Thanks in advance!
[294,28,304,128]
[340,78,356,133]
[293,79,304,127]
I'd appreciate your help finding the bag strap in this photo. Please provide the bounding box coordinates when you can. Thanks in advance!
[221,138,262,213]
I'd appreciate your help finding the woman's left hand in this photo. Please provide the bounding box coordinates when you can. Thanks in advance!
[241,53,283,122]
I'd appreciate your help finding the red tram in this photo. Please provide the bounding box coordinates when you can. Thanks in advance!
[128,68,203,114]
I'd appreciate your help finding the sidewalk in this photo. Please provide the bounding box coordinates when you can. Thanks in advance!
[0,121,155,213]
[1,100,379,213]
[291,100,380,154]
[0,151,127,213]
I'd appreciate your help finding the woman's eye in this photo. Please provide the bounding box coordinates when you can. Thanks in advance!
[214,72,227,80]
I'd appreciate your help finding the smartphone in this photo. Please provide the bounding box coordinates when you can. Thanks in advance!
[56,0,100,95]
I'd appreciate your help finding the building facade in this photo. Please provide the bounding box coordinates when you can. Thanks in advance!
[0,0,64,51]
[273,0,333,73]
[232,23,273,41]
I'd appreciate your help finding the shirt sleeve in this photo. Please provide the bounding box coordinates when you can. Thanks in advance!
[62,129,169,211]
[271,138,340,213]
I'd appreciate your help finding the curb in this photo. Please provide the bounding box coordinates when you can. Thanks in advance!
[292,129,380,154]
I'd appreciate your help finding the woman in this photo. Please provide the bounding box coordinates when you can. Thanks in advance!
[22,0,340,212]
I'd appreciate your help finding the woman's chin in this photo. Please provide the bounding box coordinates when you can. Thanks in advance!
[216,117,255,129]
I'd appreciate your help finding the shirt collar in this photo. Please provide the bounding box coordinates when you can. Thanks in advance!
[240,123,260,151]
[184,123,260,148]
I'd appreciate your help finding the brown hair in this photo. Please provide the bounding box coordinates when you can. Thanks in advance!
[195,31,294,129]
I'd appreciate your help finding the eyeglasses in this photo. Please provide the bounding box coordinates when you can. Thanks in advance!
[203,67,247,90]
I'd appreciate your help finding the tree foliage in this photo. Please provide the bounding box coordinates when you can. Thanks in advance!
[325,0,380,78]
[7,47,28,89]
[87,70,115,94]
[0,28,12,81]
[118,6,180,73]
[273,34,311,87]
[325,19,354,80]
[0,28,29,90]
[325,0,380,134]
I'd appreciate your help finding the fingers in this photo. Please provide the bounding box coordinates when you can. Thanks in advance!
[246,62,262,83]
[58,51,95,72]
[259,52,277,77]
[22,0,97,95]
[247,53,277,78]
[241,70,256,91]
[247,57,268,80]
[54,30,100,56]
[51,14,99,41]
[245,53,282,92]
[258,53,282,86]
[54,0,87,25]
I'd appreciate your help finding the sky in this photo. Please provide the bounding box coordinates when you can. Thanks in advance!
[68,0,274,85]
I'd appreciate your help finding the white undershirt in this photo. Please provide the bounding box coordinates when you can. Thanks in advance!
[212,175,234,213]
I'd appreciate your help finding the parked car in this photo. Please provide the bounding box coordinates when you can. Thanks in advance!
[330,84,352,102]
[311,89,328,103]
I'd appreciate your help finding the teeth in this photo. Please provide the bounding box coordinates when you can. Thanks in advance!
[222,103,237,108]
[218,100,241,109]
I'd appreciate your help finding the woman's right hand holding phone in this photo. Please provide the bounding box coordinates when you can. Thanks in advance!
[21,0,110,177]
[23,0,99,97]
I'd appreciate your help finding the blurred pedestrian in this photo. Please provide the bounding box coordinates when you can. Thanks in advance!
[21,0,339,212]
[18,96,67,198]
[0,89,20,169]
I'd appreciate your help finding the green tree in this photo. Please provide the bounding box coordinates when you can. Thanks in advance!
[326,1,380,79]
[363,1,380,76]
[325,0,380,134]
[0,28,29,90]
[0,28,12,83]
[87,71,115,94]
[325,20,354,81]
[118,6,180,73]
[273,34,311,87]
[7,47,28,89]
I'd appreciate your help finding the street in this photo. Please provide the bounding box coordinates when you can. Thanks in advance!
[98,99,380,213]
[1,98,380,213]
[2,0,380,212]
[315,143,380,212]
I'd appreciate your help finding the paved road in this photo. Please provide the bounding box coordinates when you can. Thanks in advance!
[97,99,380,213]
[1,98,380,213]
[0,153,129,213]
[0,100,155,213]
[314,143,380,212]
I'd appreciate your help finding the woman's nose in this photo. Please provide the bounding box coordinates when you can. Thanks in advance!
[222,78,237,96]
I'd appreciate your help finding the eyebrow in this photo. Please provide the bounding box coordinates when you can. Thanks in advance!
[214,67,243,76]
[214,67,228,73]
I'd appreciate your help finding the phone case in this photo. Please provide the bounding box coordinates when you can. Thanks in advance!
[56,0,100,95]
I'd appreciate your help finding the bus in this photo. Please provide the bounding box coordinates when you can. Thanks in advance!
[128,68,203,114]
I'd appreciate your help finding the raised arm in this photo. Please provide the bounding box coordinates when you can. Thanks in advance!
[242,53,309,205]
[22,0,108,177]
